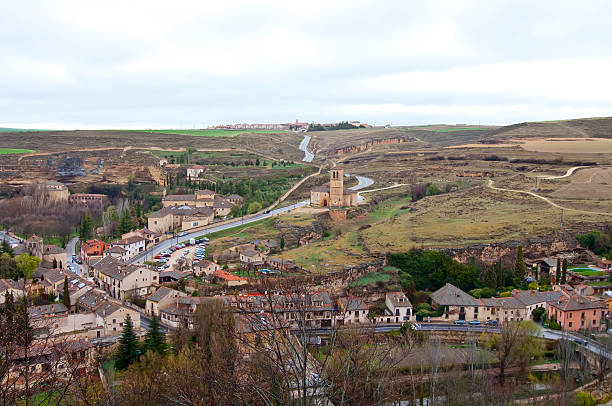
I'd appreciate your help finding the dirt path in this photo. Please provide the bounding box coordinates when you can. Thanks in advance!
[536,165,587,180]
[487,179,612,217]
[357,183,407,203]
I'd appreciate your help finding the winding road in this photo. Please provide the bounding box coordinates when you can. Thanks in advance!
[128,136,378,265]
[299,134,314,162]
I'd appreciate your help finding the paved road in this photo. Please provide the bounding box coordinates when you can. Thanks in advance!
[129,200,311,264]
[65,237,84,276]
[299,134,314,162]
[0,230,22,246]
[300,323,612,359]
[349,174,375,191]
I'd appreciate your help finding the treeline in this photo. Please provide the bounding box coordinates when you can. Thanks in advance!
[388,247,541,306]
[308,121,364,131]
[0,184,94,247]
[577,229,612,258]
[432,154,598,166]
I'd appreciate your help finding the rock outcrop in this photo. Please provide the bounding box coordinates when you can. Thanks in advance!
[321,136,417,156]
[440,230,579,267]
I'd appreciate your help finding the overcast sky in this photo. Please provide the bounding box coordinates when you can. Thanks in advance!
[2,0,612,129]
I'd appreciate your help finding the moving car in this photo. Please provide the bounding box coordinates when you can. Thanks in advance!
[453,320,466,325]
[178,232,188,237]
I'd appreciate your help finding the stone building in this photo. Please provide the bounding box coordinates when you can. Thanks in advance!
[43,181,69,202]
[310,167,358,208]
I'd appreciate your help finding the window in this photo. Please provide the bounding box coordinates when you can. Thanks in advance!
[113,319,116,323]
[569,322,572,327]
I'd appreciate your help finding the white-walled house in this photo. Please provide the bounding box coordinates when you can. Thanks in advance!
[110,236,145,260]
[385,291,413,323]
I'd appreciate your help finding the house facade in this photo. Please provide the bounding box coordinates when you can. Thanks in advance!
[547,294,607,332]
[110,236,145,260]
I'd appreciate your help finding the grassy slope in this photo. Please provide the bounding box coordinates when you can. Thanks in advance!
[0,148,35,154]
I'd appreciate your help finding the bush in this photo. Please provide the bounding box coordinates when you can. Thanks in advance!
[500,291,512,297]
[532,307,545,322]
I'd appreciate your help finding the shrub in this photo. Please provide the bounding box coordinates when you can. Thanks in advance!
[500,291,512,297]
[532,307,545,322]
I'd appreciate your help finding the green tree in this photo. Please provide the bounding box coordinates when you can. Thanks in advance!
[62,276,71,310]
[425,183,440,196]
[118,209,134,235]
[556,257,561,284]
[562,258,568,284]
[246,201,263,214]
[79,212,93,241]
[513,246,526,287]
[0,253,19,280]
[0,240,13,257]
[116,314,139,370]
[483,265,497,289]
[280,236,285,250]
[144,314,167,355]
[15,254,41,281]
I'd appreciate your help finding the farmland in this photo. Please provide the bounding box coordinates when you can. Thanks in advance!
[0,148,35,154]
[518,137,612,153]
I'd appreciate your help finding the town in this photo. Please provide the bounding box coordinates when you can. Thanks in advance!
[2,2,612,405]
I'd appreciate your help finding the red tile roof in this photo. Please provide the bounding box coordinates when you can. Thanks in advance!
[213,270,247,281]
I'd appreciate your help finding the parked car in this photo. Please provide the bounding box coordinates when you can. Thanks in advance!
[468,320,481,325]
[485,320,498,326]
[178,232,188,237]
[203,237,209,242]
[154,255,162,259]
[453,320,466,325]
[75,258,82,264]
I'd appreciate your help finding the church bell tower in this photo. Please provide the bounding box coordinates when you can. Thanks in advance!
[329,167,344,207]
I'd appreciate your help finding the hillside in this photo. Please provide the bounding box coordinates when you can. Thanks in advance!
[489,117,612,140]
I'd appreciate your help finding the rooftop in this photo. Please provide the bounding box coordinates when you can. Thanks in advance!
[430,283,480,307]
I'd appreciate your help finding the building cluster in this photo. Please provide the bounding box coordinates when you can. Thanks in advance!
[147,189,239,234]
[144,286,411,330]
[80,228,162,264]
[213,119,309,131]
[42,180,107,208]
[429,283,608,331]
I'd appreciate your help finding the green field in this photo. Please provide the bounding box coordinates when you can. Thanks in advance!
[0,148,35,154]
[349,272,391,287]
[138,129,289,137]
[570,268,604,276]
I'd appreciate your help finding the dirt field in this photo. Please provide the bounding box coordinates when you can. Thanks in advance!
[518,138,612,153]
[547,166,612,200]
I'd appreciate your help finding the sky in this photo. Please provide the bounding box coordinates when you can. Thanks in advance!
[2,0,612,129]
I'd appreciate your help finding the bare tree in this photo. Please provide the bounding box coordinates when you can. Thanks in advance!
[556,333,576,402]
[487,320,540,385]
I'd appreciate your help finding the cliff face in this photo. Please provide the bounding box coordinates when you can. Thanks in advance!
[440,230,579,266]
[274,217,325,249]
[323,136,416,156]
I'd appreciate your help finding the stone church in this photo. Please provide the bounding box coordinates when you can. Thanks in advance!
[310,167,358,208]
